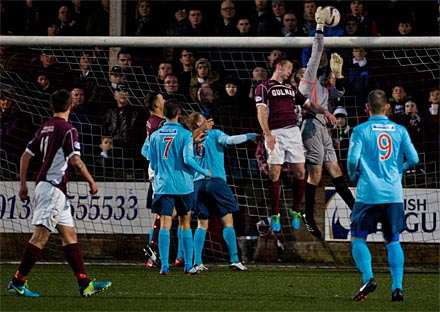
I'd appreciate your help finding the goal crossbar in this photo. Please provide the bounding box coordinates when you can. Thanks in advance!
[1,36,438,48]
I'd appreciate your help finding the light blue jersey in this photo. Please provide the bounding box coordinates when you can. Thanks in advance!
[347,116,419,204]
[193,130,230,182]
[193,130,256,182]
[149,122,208,195]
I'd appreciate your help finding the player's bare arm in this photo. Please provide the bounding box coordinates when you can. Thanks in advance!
[303,99,337,125]
[70,155,98,195]
[257,105,276,150]
[19,151,33,201]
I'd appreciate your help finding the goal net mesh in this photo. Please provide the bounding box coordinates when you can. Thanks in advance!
[1,43,438,269]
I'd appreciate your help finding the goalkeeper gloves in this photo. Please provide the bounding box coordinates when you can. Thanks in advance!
[315,6,327,32]
[330,53,344,78]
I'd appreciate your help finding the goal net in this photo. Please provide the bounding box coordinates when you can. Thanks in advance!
[1,36,438,269]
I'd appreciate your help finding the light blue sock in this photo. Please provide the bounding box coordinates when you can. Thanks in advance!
[193,228,206,265]
[223,226,239,263]
[386,241,404,291]
[149,228,154,244]
[351,238,373,283]
[158,229,170,270]
[181,229,194,268]
[177,227,184,259]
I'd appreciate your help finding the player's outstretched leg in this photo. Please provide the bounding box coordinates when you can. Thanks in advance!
[302,183,322,238]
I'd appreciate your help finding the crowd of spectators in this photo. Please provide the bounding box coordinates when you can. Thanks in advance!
[1,0,439,181]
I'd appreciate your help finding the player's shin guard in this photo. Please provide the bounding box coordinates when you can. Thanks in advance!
[386,241,404,291]
[292,178,306,213]
[352,238,374,283]
[181,229,194,267]
[332,176,354,210]
[193,228,206,265]
[270,180,281,215]
[158,229,170,270]
[223,226,239,263]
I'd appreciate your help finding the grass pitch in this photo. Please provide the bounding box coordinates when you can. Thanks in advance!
[1,264,438,311]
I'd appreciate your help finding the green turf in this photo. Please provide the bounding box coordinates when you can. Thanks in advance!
[1,264,439,311]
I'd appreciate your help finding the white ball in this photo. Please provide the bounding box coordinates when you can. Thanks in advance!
[323,6,341,28]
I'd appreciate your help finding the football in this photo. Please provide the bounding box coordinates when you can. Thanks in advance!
[323,6,341,28]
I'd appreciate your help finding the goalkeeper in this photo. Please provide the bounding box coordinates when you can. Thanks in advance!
[186,112,257,271]
[294,6,355,239]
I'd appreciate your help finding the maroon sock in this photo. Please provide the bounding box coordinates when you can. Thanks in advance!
[63,243,90,287]
[13,242,42,286]
[292,178,306,213]
[150,216,161,249]
[270,180,281,215]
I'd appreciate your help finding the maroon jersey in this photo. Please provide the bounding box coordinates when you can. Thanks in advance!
[146,114,166,139]
[255,79,309,130]
[26,117,81,194]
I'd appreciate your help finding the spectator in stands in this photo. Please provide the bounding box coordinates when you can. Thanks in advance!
[270,0,286,30]
[102,86,146,164]
[95,135,113,167]
[396,16,416,36]
[85,0,109,36]
[281,11,308,64]
[0,90,19,139]
[343,15,361,36]
[163,74,180,95]
[300,0,317,36]
[428,87,440,117]
[115,48,148,106]
[267,49,286,73]
[177,7,212,36]
[21,0,42,35]
[246,66,268,100]
[403,100,424,153]
[426,87,439,164]
[1,2,15,35]
[189,58,221,102]
[70,86,93,127]
[68,0,90,36]
[47,22,61,36]
[0,89,33,167]
[34,70,56,95]
[72,50,97,103]
[345,47,373,111]
[56,5,80,36]
[93,65,126,122]
[214,76,256,134]
[31,49,72,91]
[156,62,173,90]
[176,48,196,98]
[281,12,307,37]
[195,83,217,119]
[236,17,254,36]
[130,0,162,36]
[344,0,379,36]
[389,85,412,120]
[330,106,352,170]
[166,5,188,36]
[214,0,239,36]
[253,0,281,36]
[69,86,95,156]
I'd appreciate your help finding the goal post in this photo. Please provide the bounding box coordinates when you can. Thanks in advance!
[0,35,438,269]
[1,36,439,48]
